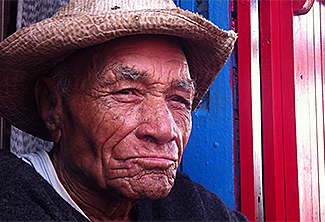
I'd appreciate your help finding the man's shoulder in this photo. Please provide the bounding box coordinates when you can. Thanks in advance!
[0,149,30,182]
[136,171,248,221]
[0,149,46,190]
[0,149,87,221]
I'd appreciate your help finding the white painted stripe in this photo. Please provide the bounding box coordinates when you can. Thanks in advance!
[250,0,264,221]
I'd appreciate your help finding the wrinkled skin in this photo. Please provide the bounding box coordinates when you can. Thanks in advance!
[35,35,195,221]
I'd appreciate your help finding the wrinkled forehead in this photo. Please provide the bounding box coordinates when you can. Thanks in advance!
[67,34,192,86]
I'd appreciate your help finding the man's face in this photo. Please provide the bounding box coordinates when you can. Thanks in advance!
[57,35,194,200]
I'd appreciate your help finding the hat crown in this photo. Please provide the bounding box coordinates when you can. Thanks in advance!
[55,0,177,16]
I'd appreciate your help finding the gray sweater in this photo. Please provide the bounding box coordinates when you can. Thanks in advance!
[0,149,248,221]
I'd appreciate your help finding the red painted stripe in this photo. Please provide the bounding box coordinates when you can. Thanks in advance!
[237,0,256,220]
[280,1,300,221]
[260,1,285,221]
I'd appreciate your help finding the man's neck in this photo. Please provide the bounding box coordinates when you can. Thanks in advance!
[50,148,138,221]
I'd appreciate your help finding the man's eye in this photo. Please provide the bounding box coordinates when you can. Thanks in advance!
[113,88,142,103]
[115,88,139,95]
[170,96,190,106]
[118,89,132,94]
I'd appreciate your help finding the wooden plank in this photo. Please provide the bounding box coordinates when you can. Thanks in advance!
[293,5,321,221]
[0,0,6,150]
[320,1,325,220]
[249,0,264,220]
[0,0,5,41]
[279,0,299,221]
[0,0,14,150]
[237,0,256,220]
[259,0,286,221]
[314,1,325,220]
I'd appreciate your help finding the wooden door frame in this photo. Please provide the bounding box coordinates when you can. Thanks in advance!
[0,0,17,150]
[237,0,300,221]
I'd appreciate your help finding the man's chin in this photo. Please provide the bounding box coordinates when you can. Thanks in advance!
[129,173,175,200]
[105,168,177,200]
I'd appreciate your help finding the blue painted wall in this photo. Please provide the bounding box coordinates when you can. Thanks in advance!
[174,0,236,210]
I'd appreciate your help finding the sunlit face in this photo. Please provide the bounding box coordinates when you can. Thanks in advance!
[57,35,194,200]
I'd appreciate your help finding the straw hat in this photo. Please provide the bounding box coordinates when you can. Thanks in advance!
[0,0,237,141]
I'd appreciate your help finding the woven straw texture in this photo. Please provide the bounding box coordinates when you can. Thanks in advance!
[0,0,237,141]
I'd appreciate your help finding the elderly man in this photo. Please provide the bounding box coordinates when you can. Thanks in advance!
[0,0,247,221]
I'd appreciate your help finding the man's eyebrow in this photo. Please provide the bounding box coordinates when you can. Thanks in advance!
[95,64,147,87]
[175,79,196,92]
[115,65,147,80]
[95,64,195,93]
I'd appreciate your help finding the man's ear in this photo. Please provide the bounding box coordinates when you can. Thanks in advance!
[34,76,62,143]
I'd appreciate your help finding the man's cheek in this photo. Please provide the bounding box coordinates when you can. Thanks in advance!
[172,110,192,133]
[92,108,136,147]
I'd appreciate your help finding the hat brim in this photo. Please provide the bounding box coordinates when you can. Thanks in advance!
[0,8,236,141]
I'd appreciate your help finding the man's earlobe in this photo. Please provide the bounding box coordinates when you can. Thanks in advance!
[34,76,62,143]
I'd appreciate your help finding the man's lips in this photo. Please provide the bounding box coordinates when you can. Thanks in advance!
[123,156,177,170]
[137,156,176,162]
[107,156,179,179]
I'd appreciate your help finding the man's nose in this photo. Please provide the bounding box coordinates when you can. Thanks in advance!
[135,100,177,144]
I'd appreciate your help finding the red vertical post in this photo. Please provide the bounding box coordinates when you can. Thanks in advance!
[259,0,299,221]
[238,0,300,220]
[237,0,256,221]
[259,0,286,221]
[279,0,299,221]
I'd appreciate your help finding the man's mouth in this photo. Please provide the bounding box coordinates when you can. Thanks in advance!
[124,156,177,170]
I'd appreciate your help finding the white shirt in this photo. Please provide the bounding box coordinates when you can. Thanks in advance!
[18,149,90,220]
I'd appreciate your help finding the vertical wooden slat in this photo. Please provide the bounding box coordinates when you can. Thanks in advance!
[279,0,299,220]
[259,0,286,221]
[250,0,264,220]
[0,0,6,150]
[237,0,256,220]
[240,0,300,220]
[307,7,320,221]
[0,0,5,40]
[0,0,15,150]
[314,1,325,220]
[295,12,317,222]
[293,14,308,222]
[293,2,323,220]
[313,1,323,221]
[320,1,325,220]
[259,0,300,221]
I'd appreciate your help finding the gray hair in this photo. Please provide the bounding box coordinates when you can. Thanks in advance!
[49,58,72,97]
